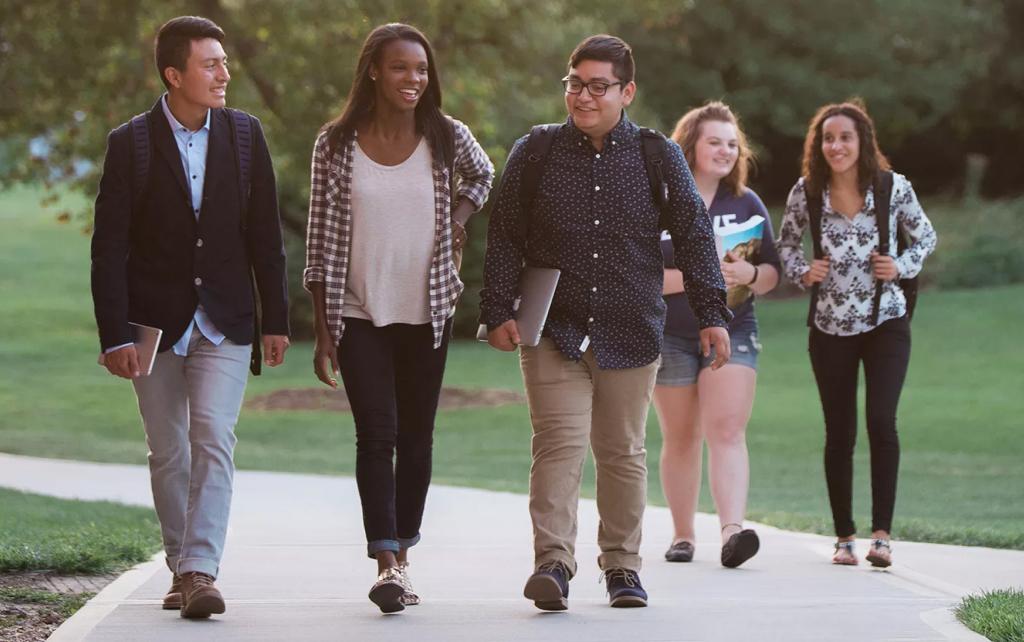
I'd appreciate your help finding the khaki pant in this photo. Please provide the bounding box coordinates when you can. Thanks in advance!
[520,338,659,576]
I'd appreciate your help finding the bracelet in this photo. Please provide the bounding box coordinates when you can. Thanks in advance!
[746,265,759,286]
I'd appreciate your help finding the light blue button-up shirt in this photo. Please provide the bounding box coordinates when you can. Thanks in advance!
[160,95,226,356]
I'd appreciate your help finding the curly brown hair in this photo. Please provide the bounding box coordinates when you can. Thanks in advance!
[670,101,753,196]
[801,99,891,198]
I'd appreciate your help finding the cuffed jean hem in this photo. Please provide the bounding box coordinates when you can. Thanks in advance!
[597,552,642,573]
[177,557,219,578]
[397,533,421,549]
[367,539,401,558]
[535,552,578,579]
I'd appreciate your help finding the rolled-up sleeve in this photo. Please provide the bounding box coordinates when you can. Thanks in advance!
[479,136,528,329]
[662,141,730,329]
[777,179,812,288]
[303,133,330,290]
[452,118,494,212]
[892,175,937,279]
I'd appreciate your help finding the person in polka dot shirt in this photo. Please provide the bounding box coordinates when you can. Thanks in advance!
[479,35,731,611]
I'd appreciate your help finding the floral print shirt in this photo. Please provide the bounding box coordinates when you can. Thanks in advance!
[778,173,937,336]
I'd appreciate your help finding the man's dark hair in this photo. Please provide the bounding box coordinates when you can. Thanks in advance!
[568,35,634,84]
[154,16,225,89]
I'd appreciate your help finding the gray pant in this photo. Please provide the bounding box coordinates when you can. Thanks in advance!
[132,331,250,577]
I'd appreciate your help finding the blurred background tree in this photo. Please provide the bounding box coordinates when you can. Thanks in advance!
[1,0,1020,336]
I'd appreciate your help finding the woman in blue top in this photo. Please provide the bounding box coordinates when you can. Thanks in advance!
[655,102,780,568]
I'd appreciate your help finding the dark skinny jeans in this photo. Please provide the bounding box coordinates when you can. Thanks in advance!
[809,316,911,538]
[338,317,451,557]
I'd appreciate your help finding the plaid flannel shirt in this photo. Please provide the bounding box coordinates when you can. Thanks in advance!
[304,118,494,348]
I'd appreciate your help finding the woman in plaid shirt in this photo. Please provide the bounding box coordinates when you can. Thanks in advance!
[303,23,493,613]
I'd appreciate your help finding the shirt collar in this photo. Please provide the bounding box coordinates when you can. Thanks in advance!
[161,93,211,134]
[822,182,876,217]
[565,110,637,149]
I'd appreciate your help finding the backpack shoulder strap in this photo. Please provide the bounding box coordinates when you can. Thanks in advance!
[639,127,671,229]
[517,123,561,242]
[226,108,254,229]
[128,112,151,208]
[225,108,261,376]
[869,170,895,326]
[874,170,894,255]
[805,181,824,327]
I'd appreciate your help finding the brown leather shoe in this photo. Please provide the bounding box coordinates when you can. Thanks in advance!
[179,572,225,619]
[162,574,182,610]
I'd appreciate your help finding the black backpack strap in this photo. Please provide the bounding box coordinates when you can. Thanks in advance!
[517,124,561,244]
[129,113,151,209]
[639,128,671,230]
[805,182,825,327]
[225,108,260,375]
[226,108,254,229]
[870,171,894,326]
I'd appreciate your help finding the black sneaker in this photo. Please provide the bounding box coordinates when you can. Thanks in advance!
[523,561,571,611]
[603,568,647,608]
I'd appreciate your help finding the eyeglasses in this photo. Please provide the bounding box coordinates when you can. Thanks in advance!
[561,76,624,97]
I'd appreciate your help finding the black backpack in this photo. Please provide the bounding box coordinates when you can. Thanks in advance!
[128,108,264,375]
[805,170,918,328]
[516,124,672,241]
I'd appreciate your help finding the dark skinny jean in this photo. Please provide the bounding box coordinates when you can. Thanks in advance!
[338,317,451,558]
[808,316,911,538]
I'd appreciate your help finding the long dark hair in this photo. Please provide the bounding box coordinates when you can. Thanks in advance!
[801,99,890,197]
[321,23,452,166]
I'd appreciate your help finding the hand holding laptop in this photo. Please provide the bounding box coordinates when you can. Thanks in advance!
[485,320,522,351]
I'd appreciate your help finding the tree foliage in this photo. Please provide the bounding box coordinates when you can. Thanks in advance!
[0,0,1017,335]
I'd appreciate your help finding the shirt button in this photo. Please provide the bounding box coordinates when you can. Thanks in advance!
[194,277,202,286]
[588,317,594,323]
[592,286,598,292]
[611,140,617,145]
[593,253,599,258]
[594,185,601,191]
[595,153,601,159]
[192,175,197,180]
[594,219,600,225]
[196,238,204,248]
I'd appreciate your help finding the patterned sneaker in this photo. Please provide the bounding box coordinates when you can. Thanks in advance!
[523,560,571,611]
[396,562,421,606]
[368,567,406,613]
[603,568,648,608]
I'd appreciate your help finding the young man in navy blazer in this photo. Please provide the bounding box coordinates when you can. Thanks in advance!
[91,15,289,619]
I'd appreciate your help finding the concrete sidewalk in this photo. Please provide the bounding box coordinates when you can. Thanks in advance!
[2,453,1019,641]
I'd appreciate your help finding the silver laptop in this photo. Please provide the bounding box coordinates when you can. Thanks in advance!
[97,322,163,376]
[477,266,561,347]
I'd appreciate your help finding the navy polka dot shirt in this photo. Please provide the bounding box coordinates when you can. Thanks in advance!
[480,114,730,369]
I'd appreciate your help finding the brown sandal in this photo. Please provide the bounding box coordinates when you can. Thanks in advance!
[865,539,892,568]
[832,540,858,565]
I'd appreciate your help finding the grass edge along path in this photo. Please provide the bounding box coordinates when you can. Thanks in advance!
[955,588,1024,642]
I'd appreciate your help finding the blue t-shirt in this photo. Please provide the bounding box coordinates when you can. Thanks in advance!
[662,186,780,339]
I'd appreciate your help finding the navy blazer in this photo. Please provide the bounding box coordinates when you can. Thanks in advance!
[91,98,289,353]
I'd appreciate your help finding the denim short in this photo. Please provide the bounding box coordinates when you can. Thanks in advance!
[656,317,761,386]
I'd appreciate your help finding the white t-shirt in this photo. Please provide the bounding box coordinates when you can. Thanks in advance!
[343,138,436,326]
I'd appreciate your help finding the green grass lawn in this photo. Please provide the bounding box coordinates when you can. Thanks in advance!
[956,588,1024,642]
[0,488,161,574]
[1,184,1022,548]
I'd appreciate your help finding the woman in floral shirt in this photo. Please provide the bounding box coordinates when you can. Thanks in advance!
[777,100,936,568]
